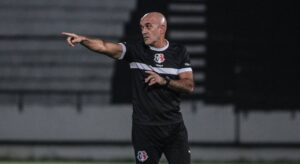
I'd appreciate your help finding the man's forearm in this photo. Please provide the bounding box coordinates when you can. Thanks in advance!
[81,37,122,59]
[167,79,194,94]
[81,38,106,54]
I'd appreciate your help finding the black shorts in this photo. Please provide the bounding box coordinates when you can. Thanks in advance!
[132,122,191,164]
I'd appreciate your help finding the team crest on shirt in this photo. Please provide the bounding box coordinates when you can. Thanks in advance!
[154,53,165,64]
[137,150,148,162]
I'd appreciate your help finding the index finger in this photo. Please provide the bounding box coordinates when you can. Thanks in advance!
[61,32,77,37]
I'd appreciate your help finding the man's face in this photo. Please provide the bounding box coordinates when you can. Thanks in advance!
[140,16,162,46]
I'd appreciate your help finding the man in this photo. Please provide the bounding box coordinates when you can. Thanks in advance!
[62,12,194,164]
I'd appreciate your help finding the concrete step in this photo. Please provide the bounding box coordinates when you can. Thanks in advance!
[169,16,206,24]
[0,78,111,91]
[186,44,206,54]
[0,66,113,79]
[0,93,111,105]
[0,0,136,10]
[0,50,114,66]
[0,22,124,36]
[0,9,131,22]
[24,93,110,105]
[0,40,119,51]
[168,3,206,13]
[194,71,205,81]
[191,58,206,68]
[169,30,207,40]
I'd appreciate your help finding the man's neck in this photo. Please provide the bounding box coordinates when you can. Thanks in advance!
[153,39,167,48]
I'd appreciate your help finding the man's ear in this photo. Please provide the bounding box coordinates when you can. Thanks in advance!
[160,24,167,34]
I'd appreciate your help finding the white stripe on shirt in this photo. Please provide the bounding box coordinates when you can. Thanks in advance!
[130,62,192,75]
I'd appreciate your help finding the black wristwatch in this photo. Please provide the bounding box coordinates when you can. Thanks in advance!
[164,76,171,87]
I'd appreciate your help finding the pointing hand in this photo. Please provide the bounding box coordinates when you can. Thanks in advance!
[61,32,86,47]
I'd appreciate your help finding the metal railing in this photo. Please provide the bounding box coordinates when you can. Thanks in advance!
[0,89,109,112]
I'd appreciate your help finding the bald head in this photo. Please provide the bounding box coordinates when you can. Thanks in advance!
[140,12,168,47]
[141,12,167,29]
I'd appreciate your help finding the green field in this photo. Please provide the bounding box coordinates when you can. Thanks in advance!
[1,161,300,164]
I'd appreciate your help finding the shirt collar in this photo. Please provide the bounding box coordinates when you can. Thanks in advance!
[149,40,169,52]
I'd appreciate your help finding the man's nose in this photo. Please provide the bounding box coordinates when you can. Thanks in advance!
[142,28,148,35]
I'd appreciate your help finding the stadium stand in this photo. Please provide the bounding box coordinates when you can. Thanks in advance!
[0,0,136,109]
[166,0,207,100]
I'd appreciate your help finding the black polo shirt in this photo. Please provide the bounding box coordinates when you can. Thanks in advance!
[119,41,192,125]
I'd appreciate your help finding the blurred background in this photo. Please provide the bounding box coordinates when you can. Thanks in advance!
[0,0,299,163]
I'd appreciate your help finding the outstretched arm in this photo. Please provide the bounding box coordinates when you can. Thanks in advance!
[61,32,123,59]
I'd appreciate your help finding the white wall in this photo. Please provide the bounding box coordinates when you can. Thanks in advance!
[0,102,300,161]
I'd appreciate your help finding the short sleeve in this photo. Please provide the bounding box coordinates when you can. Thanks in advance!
[118,42,135,62]
[179,47,193,73]
[118,43,126,60]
